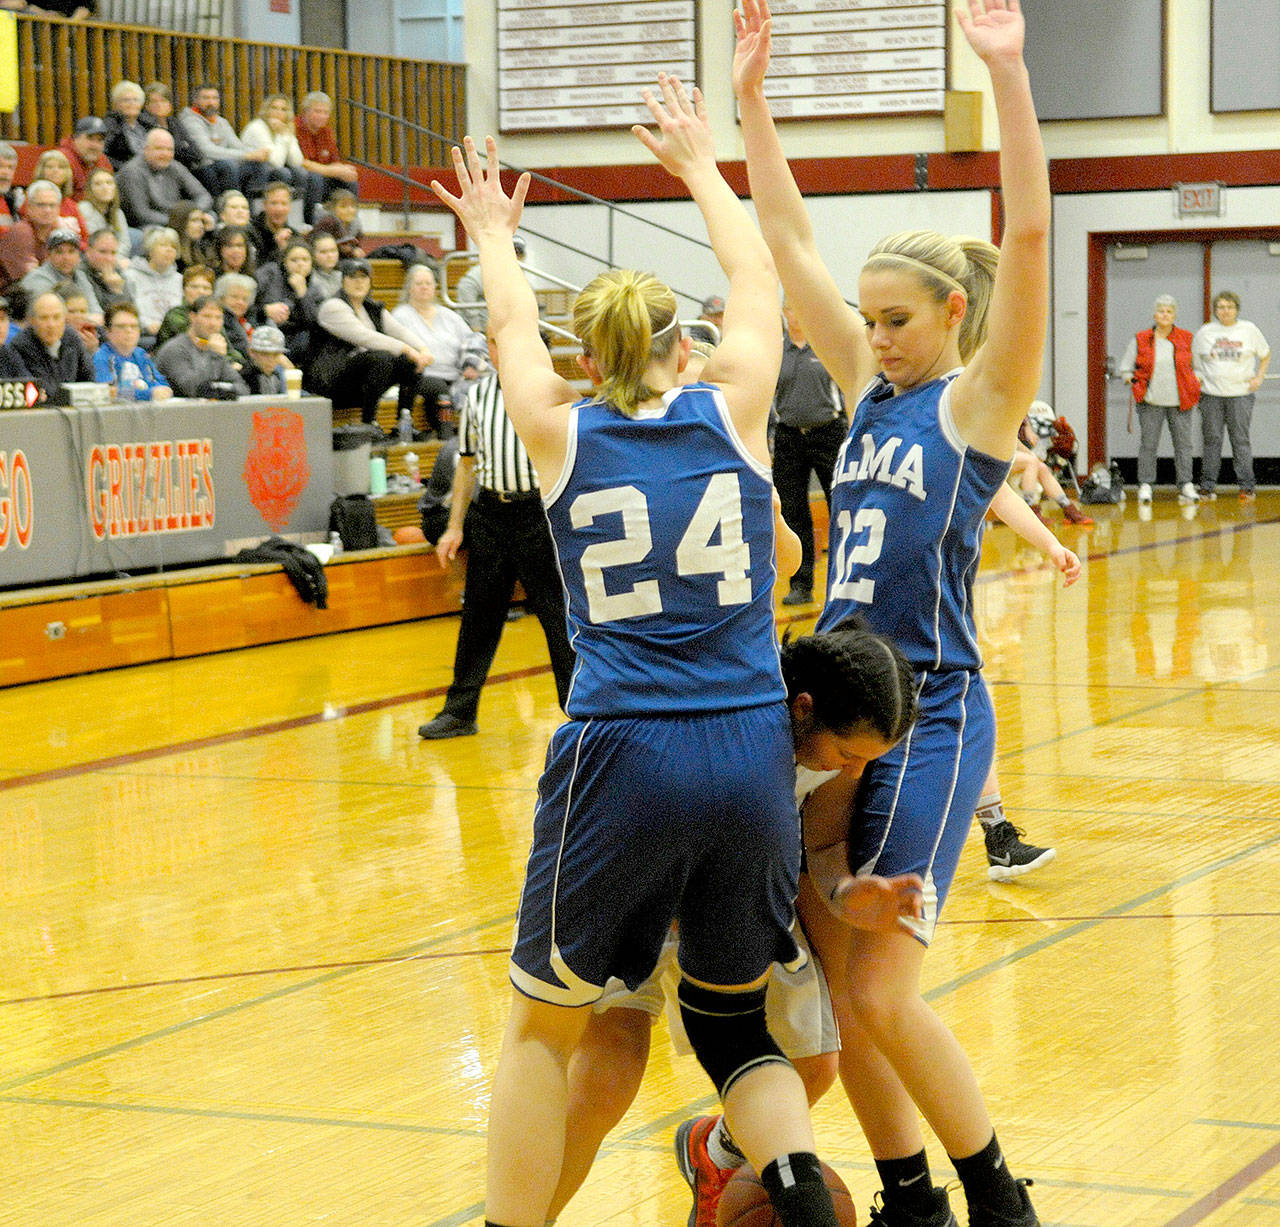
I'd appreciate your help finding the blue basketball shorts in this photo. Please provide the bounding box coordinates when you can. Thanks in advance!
[848,669,995,945]
[510,703,803,1006]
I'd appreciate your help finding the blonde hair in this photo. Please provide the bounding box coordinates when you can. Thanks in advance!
[33,150,72,197]
[258,92,295,124]
[573,269,680,417]
[864,230,999,363]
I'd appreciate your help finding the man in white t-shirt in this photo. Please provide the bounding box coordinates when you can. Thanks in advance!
[1192,291,1271,502]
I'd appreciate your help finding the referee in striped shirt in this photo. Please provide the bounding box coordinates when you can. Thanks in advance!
[419,336,575,739]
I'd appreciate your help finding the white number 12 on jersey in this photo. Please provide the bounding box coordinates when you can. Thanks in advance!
[827,507,886,605]
[571,473,752,623]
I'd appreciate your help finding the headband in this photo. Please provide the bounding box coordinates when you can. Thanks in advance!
[867,251,966,296]
[651,312,680,343]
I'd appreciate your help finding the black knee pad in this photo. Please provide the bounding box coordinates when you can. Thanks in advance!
[677,977,791,1098]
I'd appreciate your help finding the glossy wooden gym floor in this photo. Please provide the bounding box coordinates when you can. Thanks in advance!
[3,491,1279,1226]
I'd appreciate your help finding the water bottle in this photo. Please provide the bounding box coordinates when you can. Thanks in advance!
[328,530,344,556]
[403,450,419,484]
[398,407,413,443]
[118,360,140,401]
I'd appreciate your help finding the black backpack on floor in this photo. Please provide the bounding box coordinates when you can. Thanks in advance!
[329,495,379,550]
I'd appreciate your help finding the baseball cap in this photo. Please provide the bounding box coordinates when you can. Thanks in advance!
[74,117,107,136]
[249,324,286,352]
[46,228,80,249]
[700,294,726,316]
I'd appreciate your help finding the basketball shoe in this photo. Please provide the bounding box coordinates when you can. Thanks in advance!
[968,1178,1039,1226]
[674,1116,737,1227]
[985,820,1056,882]
[867,1185,958,1226]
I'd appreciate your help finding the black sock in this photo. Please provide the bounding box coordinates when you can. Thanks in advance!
[760,1152,839,1227]
[950,1132,1021,1216]
[876,1149,941,1216]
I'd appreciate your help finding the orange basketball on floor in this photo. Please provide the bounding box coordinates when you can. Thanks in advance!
[717,1162,857,1226]
[393,525,426,544]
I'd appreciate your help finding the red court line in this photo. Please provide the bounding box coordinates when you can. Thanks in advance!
[0,947,512,1006]
[1162,1138,1280,1226]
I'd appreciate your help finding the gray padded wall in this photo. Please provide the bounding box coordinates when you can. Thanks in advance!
[1022,0,1164,120]
[1211,0,1280,112]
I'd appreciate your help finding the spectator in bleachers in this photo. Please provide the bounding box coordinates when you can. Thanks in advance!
[249,180,296,265]
[59,284,100,356]
[167,200,217,270]
[391,262,487,439]
[0,144,21,229]
[241,323,293,396]
[212,224,256,278]
[255,238,313,362]
[309,188,362,258]
[141,82,203,173]
[0,180,64,292]
[124,226,182,341]
[305,231,342,303]
[8,291,93,405]
[20,228,103,324]
[25,151,89,246]
[214,271,256,360]
[23,0,95,19]
[78,168,133,260]
[155,293,248,398]
[155,264,216,349]
[57,117,112,198]
[294,91,359,224]
[240,95,305,192]
[215,189,251,230]
[116,129,213,232]
[104,81,150,169]
[307,256,427,431]
[94,300,172,399]
[83,227,130,308]
[179,83,274,199]
[0,296,17,345]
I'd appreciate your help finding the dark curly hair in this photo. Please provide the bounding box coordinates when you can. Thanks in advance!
[780,616,917,744]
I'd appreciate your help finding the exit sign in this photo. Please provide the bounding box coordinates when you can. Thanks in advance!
[1174,182,1224,217]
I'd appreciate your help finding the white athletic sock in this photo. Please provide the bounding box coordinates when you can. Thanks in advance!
[709,1117,747,1169]
[975,795,1005,830]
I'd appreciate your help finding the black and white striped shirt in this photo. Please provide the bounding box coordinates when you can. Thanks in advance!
[460,372,540,495]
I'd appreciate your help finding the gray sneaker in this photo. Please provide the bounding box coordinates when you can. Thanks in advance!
[418,713,478,739]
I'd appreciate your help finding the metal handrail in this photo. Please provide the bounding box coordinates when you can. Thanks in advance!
[345,98,724,315]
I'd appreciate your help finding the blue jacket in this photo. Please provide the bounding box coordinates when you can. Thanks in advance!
[93,343,171,400]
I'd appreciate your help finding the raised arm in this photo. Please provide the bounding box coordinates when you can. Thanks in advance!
[431,137,578,480]
[632,73,781,457]
[733,0,877,402]
[949,0,1051,457]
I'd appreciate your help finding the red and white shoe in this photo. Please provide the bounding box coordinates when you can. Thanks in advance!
[674,1116,737,1227]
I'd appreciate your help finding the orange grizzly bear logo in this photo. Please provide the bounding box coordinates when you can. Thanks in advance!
[243,409,310,531]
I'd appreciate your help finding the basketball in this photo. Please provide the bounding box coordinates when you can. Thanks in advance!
[716,1162,857,1226]
[393,525,427,544]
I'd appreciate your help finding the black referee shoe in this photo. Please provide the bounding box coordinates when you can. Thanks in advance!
[418,713,478,740]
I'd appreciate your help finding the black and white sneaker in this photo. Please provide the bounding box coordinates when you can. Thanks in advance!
[985,821,1056,882]
[968,1178,1040,1227]
[867,1186,958,1227]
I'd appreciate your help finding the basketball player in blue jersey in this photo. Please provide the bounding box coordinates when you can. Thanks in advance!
[431,75,914,1227]
[734,2,1049,1225]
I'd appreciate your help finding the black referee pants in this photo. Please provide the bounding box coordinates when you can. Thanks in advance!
[773,418,845,590]
[439,493,575,722]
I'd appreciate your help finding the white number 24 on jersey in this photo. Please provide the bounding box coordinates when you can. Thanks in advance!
[570,473,752,623]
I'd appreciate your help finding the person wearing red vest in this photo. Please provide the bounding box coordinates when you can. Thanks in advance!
[1119,293,1201,504]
